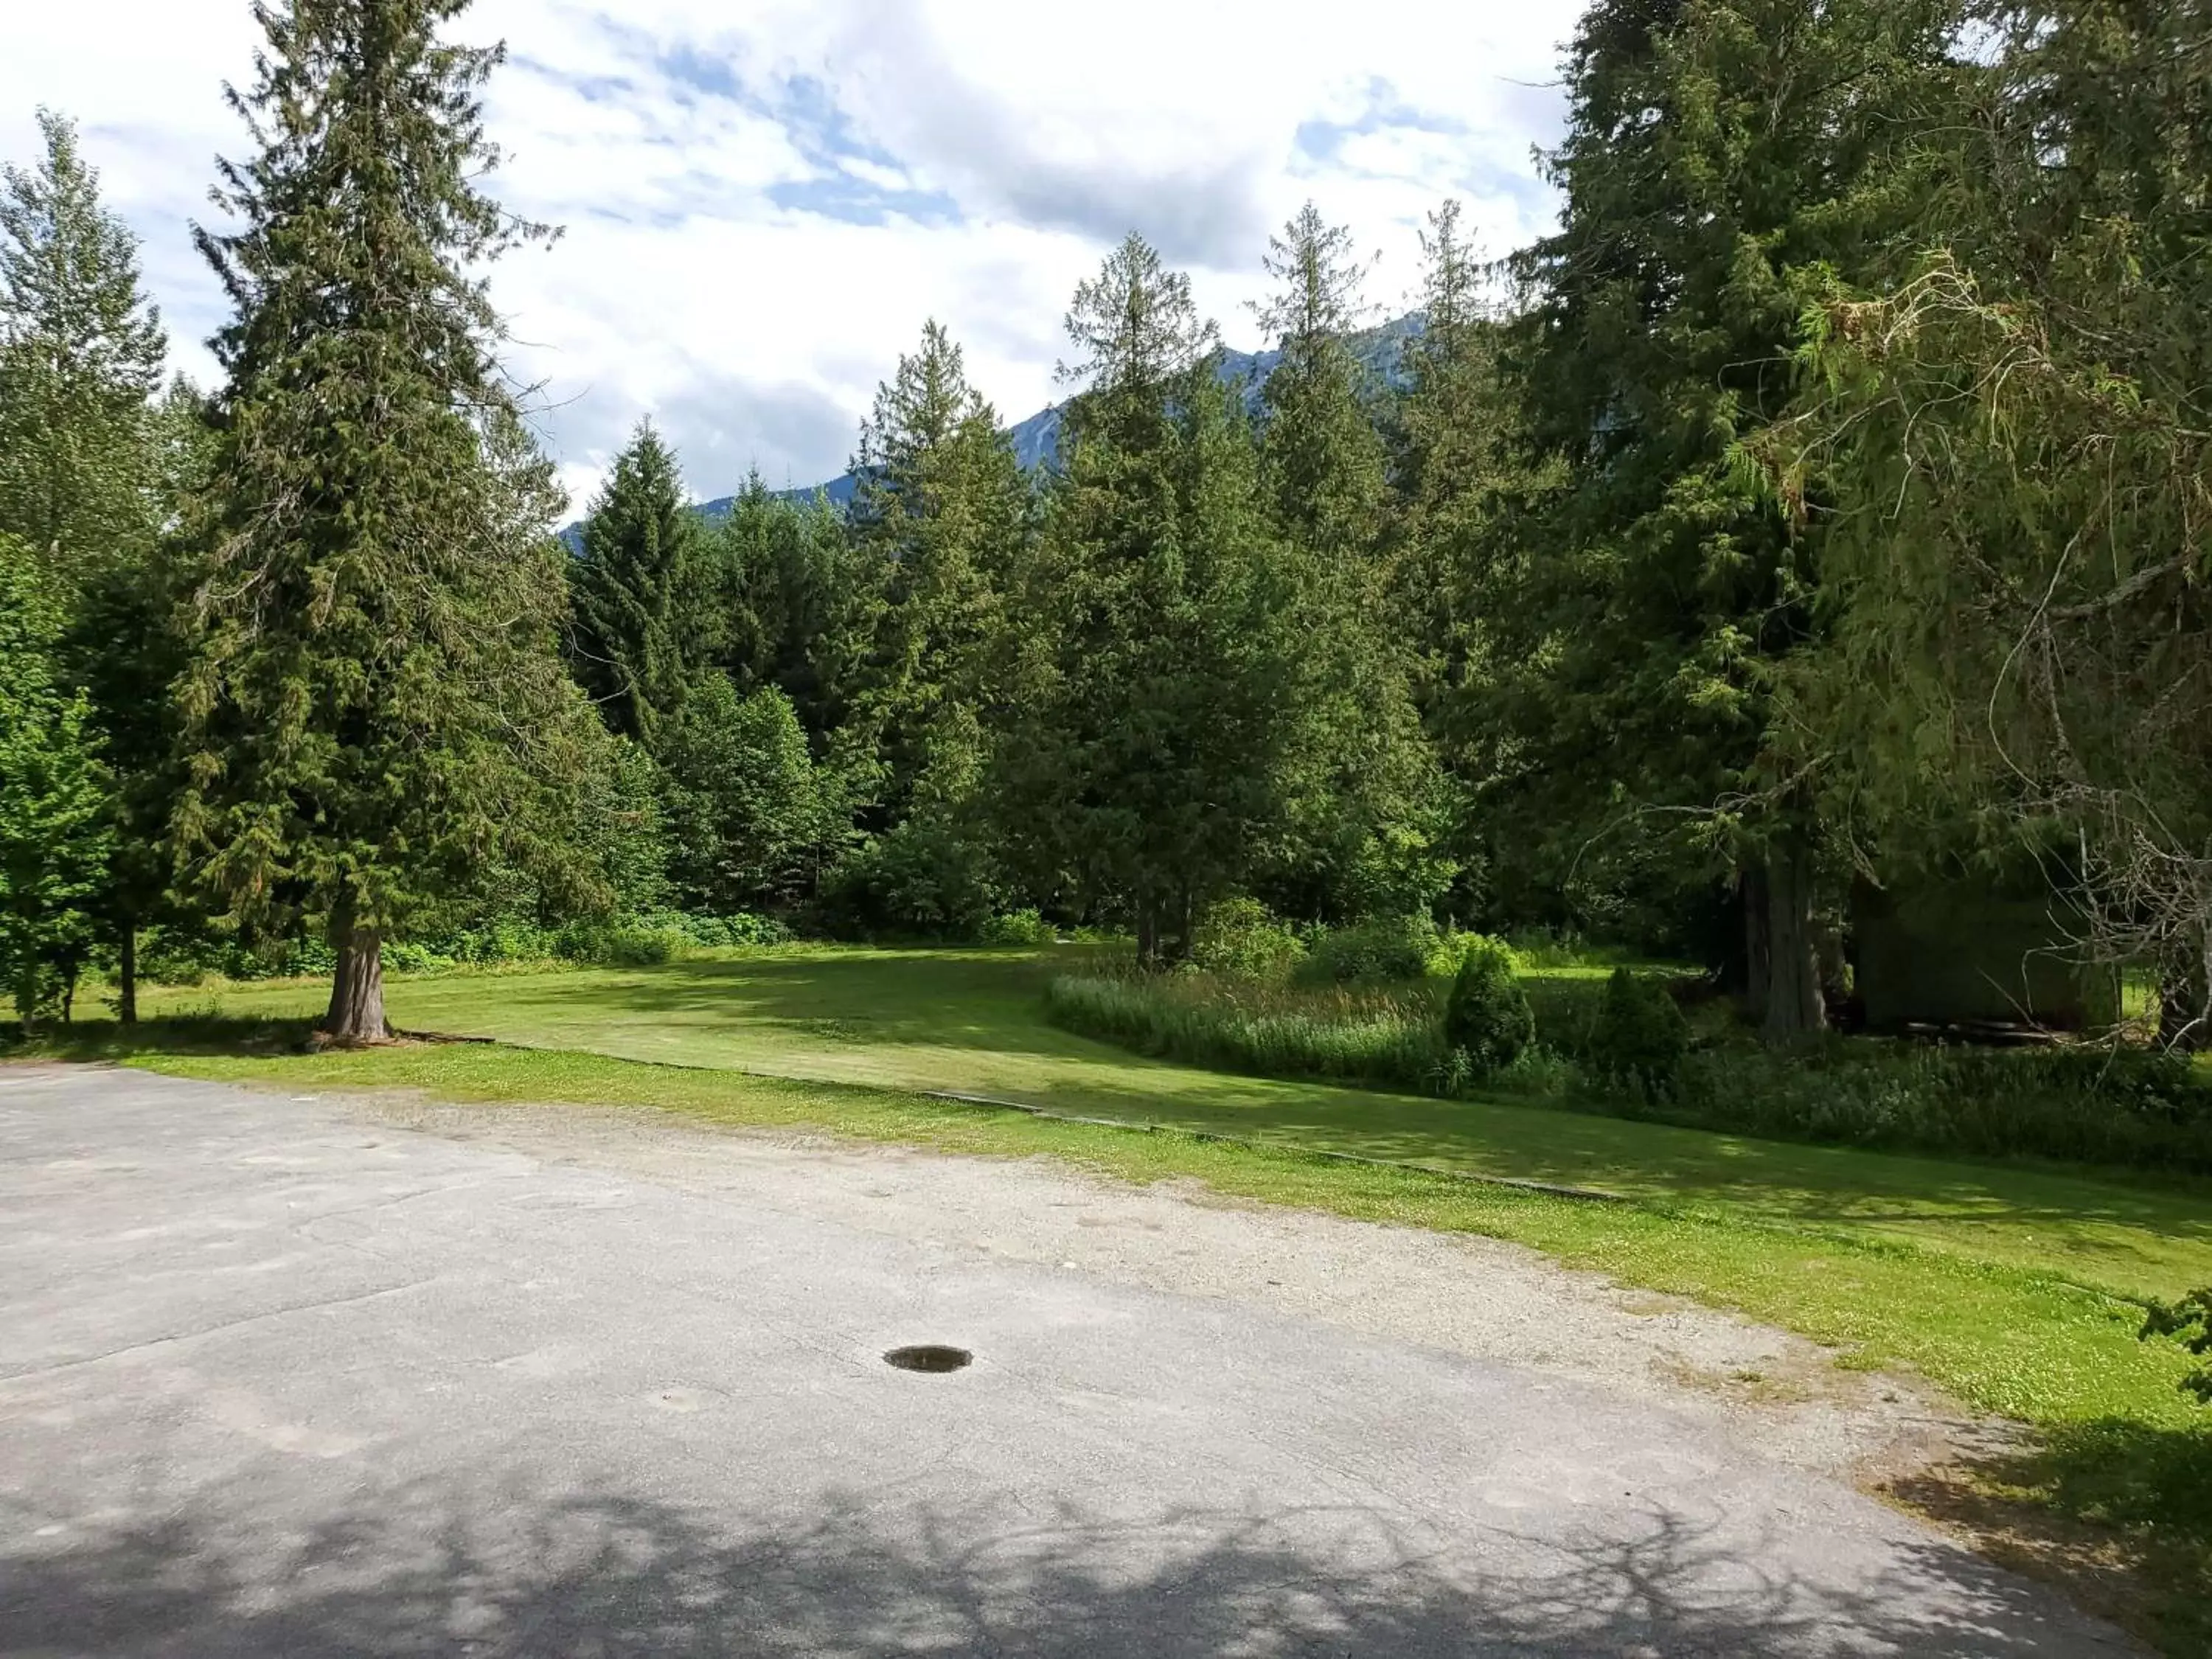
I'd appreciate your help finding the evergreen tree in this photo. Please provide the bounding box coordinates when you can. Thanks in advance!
[63,380,217,1020]
[0,535,111,1028]
[0,114,201,1019]
[1247,205,1449,925]
[995,234,1301,961]
[849,321,1025,827]
[1253,202,1386,564]
[1486,0,1962,1029]
[1391,201,1553,921]
[715,476,880,752]
[1774,0,2212,1044]
[0,111,167,583]
[656,675,829,914]
[568,418,709,743]
[173,0,606,1043]
[1391,200,1523,679]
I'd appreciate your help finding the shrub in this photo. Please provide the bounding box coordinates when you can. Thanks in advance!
[1443,937,1536,1076]
[979,908,1054,947]
[552,921,681,967]
[2143,1289,2212,1403]
[1190,898,1305,981]
[1301,914,1447,985]
[1585,968,1693,1098]
[818,817,1002,940]
[383,942,459,976]
[665,910,789,949]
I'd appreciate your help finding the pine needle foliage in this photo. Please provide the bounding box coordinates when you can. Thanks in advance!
[172,0,602,1040]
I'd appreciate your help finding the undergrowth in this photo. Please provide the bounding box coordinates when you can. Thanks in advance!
[1046,967,2212,1176]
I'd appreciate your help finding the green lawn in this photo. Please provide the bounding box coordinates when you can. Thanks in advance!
[77,942,2212,1650]
[144,945,2212,1304]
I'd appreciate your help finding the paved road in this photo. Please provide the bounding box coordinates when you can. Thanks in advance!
[0,1065,2135,1657]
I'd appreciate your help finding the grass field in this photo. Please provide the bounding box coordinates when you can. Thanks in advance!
[43,942,2212,1649]
[139,945,2212,1301]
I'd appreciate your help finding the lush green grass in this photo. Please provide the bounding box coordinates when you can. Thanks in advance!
[1045,967,1458,1094]
[134,945,2212,1302]
[1048,964,2212,1178]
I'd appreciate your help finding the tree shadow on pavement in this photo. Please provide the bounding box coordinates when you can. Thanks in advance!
[1,1482,2117,1658]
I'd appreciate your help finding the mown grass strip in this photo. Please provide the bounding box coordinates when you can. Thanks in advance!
[920,1086,1629,1203]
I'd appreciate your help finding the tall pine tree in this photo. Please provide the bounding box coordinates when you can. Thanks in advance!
[849,321,1024,829]
[568,418,709,744]
[1250,204,1447,923]
[1488,0,1962,1030]
[0,113,197,1020]
[0,535,111,1029]
[995,234,1301,961]
[1253,203,1386,563]
[174,0,604,1042]
[0,111,167,585]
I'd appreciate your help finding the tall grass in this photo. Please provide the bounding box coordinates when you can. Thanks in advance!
[1045,973,1457,1093]
[1047,967,2212,1175]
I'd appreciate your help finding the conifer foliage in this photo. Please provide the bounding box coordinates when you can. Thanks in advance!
[0,535,111,1029]
[0,111,168,582]
[568,419,709,744]
[995,235,1298,962]
[173,0,601,1043]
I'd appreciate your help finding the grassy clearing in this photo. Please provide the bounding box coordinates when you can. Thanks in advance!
[128,947,2212,1301]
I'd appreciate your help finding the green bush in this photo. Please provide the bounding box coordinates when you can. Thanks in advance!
[552,922,681,967]
[1190,897,1305,981]
[1585,968,1693,1098]
[1048,956,2212,1175]
[978,908,1054,946]
[1300,914,1447,985]
[1661,1040,2212,1171]
[663,910,789,949]
[2143,1289,2212,1403]
[383,942,459,975]
[1442,937,1536,1076]
[820,817,1001,939]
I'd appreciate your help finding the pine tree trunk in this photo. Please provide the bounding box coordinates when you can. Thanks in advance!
[1135,897,1158,970]
[321,915,389,1045]
[2160,929,2211,1054]
[1740,864,1773,1029]
[118,922,137,1025]
[1761,843,1829,1041]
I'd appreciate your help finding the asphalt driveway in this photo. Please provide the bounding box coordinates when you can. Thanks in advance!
[0,1065,2137,1656]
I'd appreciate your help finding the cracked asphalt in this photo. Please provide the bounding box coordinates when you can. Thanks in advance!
[0,1065,2140,1656]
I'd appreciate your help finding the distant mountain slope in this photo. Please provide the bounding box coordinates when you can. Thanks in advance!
[562,313,1422,546]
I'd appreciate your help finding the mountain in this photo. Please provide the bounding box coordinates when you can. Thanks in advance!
[560,312,1423,546]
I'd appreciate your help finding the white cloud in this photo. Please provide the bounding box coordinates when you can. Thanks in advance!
[1,0,1582,511]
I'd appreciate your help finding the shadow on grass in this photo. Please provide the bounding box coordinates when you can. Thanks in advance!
[5,1014,316,1062]
[0,1480,2113,1658]
[451,948,1113,1062]
[1889,1414,2212,1655]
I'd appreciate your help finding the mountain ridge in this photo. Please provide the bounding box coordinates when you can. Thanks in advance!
[562,312,1423,544]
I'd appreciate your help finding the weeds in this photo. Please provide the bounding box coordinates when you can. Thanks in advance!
[1047,965,2212,1175]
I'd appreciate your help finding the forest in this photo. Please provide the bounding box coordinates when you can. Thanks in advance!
[0,0,2205,1062]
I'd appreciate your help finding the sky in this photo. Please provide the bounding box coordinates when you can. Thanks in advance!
[4,0,1583,512]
